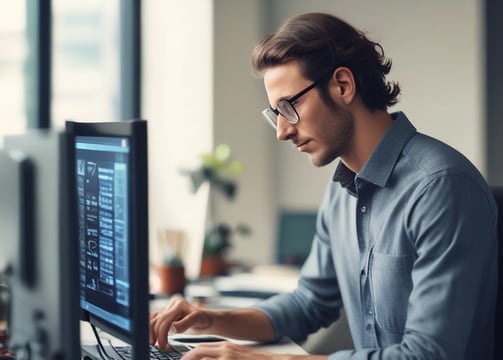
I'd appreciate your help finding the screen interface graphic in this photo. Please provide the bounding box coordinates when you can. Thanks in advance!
[76,136,131,331]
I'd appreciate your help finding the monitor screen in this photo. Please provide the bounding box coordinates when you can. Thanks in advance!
[66,120,149,359]
[76,135,133,332]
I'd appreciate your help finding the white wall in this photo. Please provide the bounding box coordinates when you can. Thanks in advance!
[143,0,483,271]
[213,0,278,266]
[142,0,214,278]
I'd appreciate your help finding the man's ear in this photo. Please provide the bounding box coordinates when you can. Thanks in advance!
[330,67,356,105]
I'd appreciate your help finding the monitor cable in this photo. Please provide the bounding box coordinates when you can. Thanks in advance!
[106,339,127,360]
[90,323,115,360]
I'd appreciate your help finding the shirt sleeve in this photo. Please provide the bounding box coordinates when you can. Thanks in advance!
[252,204,344,343]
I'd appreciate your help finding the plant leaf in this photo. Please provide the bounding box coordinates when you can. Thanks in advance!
[214,143,231,162]
[226,160,243,176]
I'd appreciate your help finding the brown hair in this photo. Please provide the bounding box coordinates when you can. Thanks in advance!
[251,12,400,110]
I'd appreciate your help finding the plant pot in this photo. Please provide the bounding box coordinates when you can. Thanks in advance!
[200,257,227,277]
[156,266,185,295]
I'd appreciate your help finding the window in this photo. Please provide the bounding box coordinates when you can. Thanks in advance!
[52,0,121,129]
[0,0,140,141]
[0,1,28,145]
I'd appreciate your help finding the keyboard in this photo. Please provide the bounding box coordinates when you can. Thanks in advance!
[113,344,185,359]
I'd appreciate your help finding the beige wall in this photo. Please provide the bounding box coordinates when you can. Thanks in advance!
[269,0,484,212]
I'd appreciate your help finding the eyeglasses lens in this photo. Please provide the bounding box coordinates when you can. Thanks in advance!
[262,108,278,128]
[277,100,298,124]
[262,100,300,129]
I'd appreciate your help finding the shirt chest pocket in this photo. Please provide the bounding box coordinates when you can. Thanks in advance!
[369,251,414,334]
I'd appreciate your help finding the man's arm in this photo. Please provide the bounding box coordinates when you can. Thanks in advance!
[149,297,276,349]
[150,298,333,360]
[181,341,329,360]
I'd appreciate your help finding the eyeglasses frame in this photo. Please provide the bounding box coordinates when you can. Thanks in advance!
[262,69,335,129]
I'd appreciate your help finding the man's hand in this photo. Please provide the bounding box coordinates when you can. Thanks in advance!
[149,297,213,350]
[181,342,278,360]
[150,295,278,352]
[181,342,328,360]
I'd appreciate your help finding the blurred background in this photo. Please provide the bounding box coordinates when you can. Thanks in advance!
[1,0,502,277]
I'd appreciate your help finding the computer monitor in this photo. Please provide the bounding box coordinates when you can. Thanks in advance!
[276,211,317,266]
[0,130,80,359]
[65,120,149,359]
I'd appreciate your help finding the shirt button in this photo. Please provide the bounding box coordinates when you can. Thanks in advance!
[366,324,372,331]
[369,310,373,315]
[360,205,367,213]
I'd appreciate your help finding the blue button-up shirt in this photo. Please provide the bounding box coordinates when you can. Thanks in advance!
[254,112,498,359]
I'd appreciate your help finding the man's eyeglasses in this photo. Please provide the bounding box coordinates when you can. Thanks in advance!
[261,71,333,129]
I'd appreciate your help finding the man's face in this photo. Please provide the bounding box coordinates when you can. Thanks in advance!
[263,61,354,167]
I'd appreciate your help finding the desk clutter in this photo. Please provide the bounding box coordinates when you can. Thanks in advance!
[173,265,301,310]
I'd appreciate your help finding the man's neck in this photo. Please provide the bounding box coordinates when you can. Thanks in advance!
[341,108,394,174]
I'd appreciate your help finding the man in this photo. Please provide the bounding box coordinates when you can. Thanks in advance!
[150,12,498,359]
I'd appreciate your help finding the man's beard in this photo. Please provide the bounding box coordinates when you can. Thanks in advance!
[310,106,354,168]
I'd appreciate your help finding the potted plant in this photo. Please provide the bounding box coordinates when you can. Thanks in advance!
[155,229,186,294]
[181,144,251,276]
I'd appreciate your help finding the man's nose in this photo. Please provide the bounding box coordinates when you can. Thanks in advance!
[276,115,296,141]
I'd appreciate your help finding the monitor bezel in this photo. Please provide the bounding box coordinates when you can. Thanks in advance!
[66,119,149,359]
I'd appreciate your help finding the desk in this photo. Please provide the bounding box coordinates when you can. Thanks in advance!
[81,272,308,357]
[80,321,307,356]
[81,293,308,357]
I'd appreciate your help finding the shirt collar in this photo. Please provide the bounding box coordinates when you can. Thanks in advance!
[333,111,417,190]
[333,161,357,194]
